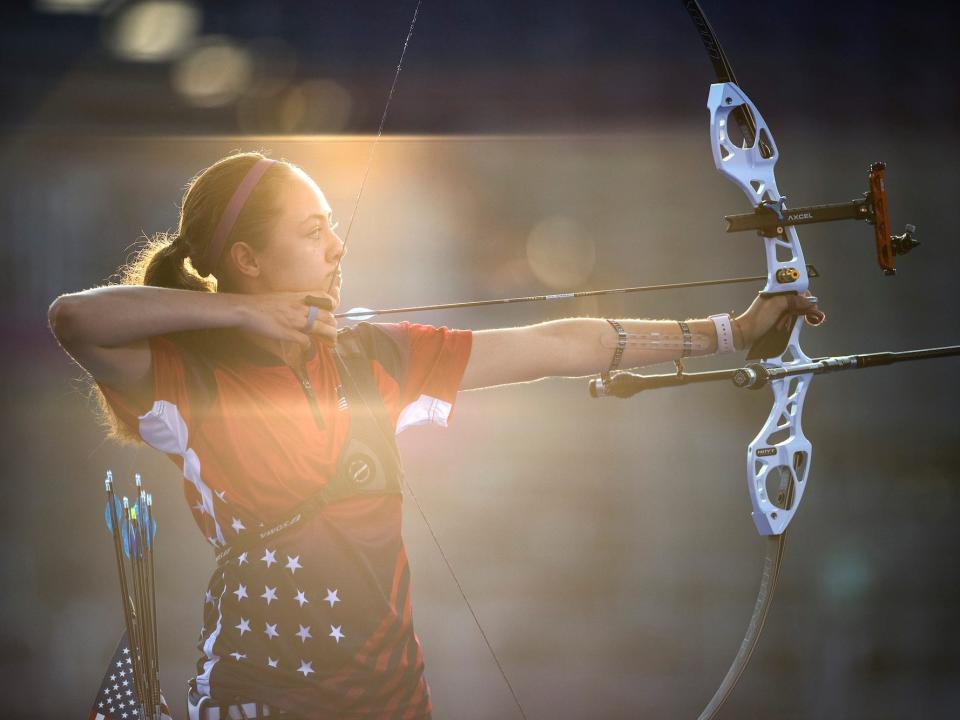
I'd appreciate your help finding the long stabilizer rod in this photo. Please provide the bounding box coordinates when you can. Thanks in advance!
[590,344,960,398]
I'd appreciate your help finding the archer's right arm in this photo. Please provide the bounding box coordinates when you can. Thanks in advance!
[47,287,246,394]
[47,286,336,393]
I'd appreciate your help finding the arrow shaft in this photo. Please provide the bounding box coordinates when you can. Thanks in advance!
[336,268,819,320]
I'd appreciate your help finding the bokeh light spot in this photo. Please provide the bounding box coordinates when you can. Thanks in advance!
[105,0,200,62]
[172,37,253,108]
[525,216,596,289]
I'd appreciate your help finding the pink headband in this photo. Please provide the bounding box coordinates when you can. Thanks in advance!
[196,157,277,276]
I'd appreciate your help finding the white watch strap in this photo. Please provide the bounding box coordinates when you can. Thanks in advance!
[709,313,736,354]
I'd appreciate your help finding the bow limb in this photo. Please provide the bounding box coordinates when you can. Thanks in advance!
[684,1,812,717]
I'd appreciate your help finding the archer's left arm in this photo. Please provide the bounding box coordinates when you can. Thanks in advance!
[459,294,822,391]
[460,316,731,391]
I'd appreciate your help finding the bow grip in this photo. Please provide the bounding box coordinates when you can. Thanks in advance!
[746,291,798,361]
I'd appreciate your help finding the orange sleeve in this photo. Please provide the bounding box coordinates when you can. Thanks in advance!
[97,336,194,436]
[399,322,472,409]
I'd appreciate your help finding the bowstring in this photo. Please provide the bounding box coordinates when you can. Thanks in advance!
[325,0,422,297]
[327,3,528,717]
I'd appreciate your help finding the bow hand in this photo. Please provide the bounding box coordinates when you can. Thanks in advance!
[737,292,824,360]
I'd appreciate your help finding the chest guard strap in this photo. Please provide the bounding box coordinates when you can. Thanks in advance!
[214,330,403,567]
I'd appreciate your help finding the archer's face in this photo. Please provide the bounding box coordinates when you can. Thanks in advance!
[255,169,344,303]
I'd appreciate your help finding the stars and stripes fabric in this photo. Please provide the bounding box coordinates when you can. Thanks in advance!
[88,632,172,720]
[198,497,430,718]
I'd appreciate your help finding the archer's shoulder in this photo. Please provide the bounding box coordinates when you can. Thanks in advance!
[337,321,407,368]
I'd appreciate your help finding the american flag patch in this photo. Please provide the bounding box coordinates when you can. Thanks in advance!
[336,385,348,412]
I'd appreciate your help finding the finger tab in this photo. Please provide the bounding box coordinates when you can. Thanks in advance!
[304,295,334,311]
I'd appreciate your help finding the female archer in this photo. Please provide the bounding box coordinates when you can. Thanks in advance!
[47,151,822,719]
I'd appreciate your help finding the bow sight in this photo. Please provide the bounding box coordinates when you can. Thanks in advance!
[723,161,920,275]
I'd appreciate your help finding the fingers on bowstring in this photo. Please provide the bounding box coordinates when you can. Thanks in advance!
[314,312,337,329]
[287,330,312,350]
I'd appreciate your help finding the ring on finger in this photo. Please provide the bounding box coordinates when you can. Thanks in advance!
[303,305,319,332]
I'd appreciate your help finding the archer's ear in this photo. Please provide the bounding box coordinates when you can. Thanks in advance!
[227,241,261,279]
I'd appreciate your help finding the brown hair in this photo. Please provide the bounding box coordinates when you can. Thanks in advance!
[97,151,297,442]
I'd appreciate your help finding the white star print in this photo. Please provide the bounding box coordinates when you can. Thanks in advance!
[261,549,277,567]
[285,555,302,574]
[296,624,312,642]
[297,660,314,677]
[204,590,214,604]
[235,617,251,636]
[231,517,246,533]
[264,622,279,639]
[110,674,116,681]
[233,583,248,601]
[329,625,345,643]
[294,590,309,607]
[230,652,247,661]
[192,501,207,515]
[122,648,130,655]
[324,588,340,607]
[215,489,227,501]
[267,657,278,668]
[261,585,278,605]
[238,552,248,566]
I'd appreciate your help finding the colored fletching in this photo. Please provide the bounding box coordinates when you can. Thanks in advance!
[104,495,122,533]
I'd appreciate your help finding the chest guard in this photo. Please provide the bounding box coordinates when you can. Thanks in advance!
[322,330,404,503]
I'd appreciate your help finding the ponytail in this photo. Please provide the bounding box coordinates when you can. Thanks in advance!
[127,231,214,292]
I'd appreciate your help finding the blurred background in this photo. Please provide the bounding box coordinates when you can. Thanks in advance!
[3,1,959,718]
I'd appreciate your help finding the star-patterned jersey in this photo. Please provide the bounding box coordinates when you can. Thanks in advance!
[98,322,472,719]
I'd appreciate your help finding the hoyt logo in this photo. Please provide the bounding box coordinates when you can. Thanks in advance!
[756,447,777,457]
